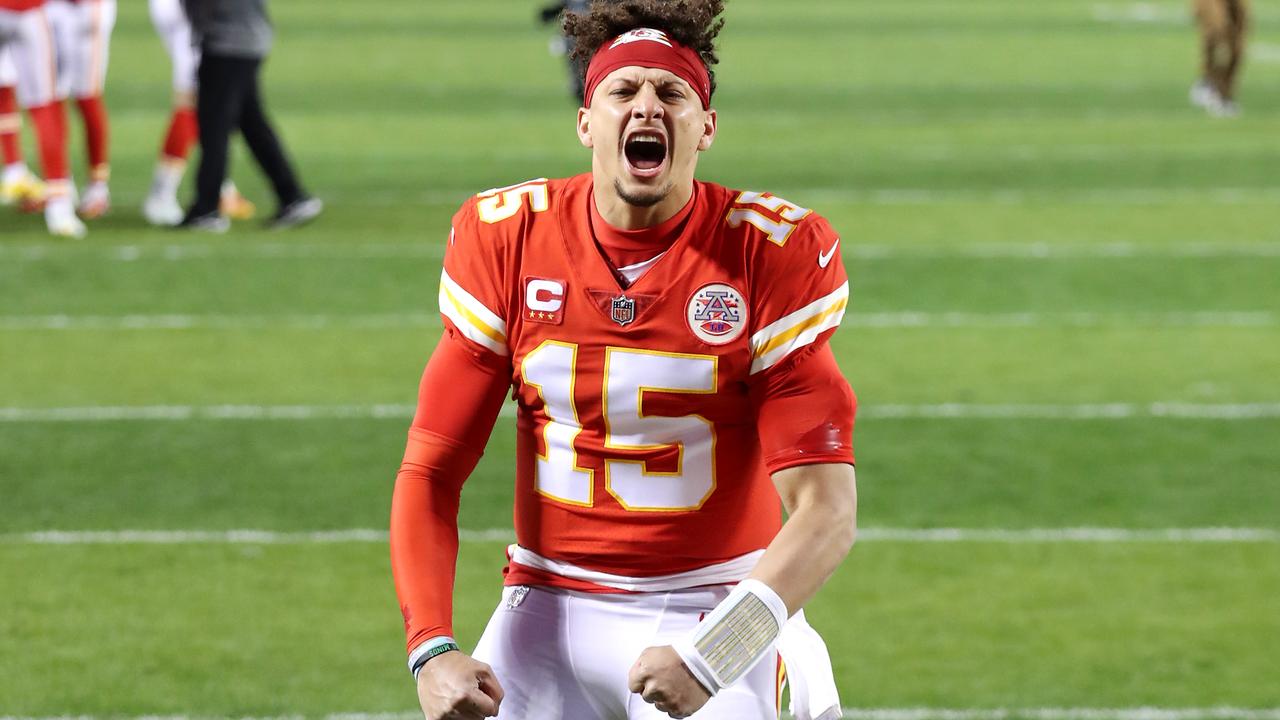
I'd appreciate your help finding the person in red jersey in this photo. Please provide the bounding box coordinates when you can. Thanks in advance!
[0,0,84,236]
[391,2,855,719]
[45,0,113,217]
[0,48,47,209]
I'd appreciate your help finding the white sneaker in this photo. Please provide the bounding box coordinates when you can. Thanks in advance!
[1189,80,1215,109]
[1208,97,1240,118]
[143,192,185,226]
[45,196,87,238]
[79,181,110,219]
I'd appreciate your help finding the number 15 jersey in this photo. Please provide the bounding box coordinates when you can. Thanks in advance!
[439,173,852,590]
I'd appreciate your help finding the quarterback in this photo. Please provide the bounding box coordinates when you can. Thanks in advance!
[391,2,856,719]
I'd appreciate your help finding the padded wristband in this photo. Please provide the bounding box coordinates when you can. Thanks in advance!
[672,579,790,694]
[408,635,460,680]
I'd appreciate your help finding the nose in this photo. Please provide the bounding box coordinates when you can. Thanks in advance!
[630,83,665,121]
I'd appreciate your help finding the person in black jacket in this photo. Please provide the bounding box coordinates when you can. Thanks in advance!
[180,0,320,231]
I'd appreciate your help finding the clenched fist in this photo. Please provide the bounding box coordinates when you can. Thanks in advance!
[417,651,504,720]
[628,645,712,719]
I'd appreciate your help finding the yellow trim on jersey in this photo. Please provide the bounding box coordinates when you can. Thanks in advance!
[750,282,849,374]
[438,269,507,355]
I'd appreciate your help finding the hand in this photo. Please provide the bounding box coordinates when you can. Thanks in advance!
[628,645,712,719]
[416,651,504,720]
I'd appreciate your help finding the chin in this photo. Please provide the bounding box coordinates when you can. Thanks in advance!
[613,178,672,208]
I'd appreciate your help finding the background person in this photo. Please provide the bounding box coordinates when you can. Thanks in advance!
[45,0,114,217]
[0,0,84,237]
[0,47,45,208]
[1190,0,1248,116]
[179,0,320,231]
[143,0,253,226]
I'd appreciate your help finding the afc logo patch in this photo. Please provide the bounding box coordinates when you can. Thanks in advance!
[524,277,565,325]
[687,283,747,345]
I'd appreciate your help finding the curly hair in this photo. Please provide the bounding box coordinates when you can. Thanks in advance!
[564,0,727,99]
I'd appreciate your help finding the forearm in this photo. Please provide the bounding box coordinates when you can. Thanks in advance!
[390,330,511,661]
[749,462,857,615]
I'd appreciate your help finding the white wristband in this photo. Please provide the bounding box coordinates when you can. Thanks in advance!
[672,579,789,694]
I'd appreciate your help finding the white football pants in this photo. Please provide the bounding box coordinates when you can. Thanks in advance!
[46,0,114,100]
[473,585,782,720]
[0,6,56,108]
[148,0,197,97]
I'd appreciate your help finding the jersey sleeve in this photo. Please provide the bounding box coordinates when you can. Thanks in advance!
[748,211,849,375]
[438,197,510,357]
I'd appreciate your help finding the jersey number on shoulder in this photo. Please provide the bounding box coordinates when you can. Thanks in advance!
[725,191,812,247]
[521,342,717,512]
[476,178,549,224]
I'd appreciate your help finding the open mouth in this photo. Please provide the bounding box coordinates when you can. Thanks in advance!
[623,131,668,177]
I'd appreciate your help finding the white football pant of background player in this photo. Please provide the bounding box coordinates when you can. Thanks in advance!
[472,585,781,719]
[0,4,84,237]
[45,0,114,216]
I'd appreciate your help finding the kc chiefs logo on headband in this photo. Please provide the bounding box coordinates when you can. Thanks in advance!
[584,27,712,109]
[610,28,673,49]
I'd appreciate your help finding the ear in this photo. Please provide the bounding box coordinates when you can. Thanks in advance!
[697,109,717,152]
[576,106,593,149]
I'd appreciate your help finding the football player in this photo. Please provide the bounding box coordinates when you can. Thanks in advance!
[142,0,253,226]
[0,48,46,209]
[0,0,84,237]
[45,0,113,217]
[391,2,856,719]
[1190,0,1248,117]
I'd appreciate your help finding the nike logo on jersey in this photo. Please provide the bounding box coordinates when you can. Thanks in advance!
[818,237,841,268]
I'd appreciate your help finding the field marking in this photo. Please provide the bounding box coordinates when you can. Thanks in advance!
[1,711,1277,720]
[6,240,1280,263]
[3,403,1280,423]
[2,311,1275,331]
[5,528,1278,545]
[1092,2,1187,24]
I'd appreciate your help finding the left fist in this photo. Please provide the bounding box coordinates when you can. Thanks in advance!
[628,645,712,719]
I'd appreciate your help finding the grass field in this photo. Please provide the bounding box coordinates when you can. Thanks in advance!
[2,0,1278,717]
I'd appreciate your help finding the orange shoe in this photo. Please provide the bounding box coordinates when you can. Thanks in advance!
[220,184,256,220]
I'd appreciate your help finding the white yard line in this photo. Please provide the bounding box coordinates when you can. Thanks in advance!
[1,311,1274,331]
[4,528,1277,545]
[0,313,441,331]
[2,403,1279,424]
[6,240,1280,262]
[1,711,1277,720]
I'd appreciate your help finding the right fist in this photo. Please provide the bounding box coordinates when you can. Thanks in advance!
[416,651,505,720]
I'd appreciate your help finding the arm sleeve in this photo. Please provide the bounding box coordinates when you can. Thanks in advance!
[750,343,856,474]
[390,328,511,657]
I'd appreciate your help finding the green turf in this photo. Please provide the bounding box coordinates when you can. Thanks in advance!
[2,0,1278,715]
[1,542,1276,713]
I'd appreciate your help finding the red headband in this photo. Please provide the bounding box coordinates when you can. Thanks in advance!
[583,28,712,109]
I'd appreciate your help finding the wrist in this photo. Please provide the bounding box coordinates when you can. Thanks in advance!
[672,579,789,694]
[408,635,461,680]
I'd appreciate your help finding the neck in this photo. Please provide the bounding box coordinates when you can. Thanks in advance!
[592,172,694,230]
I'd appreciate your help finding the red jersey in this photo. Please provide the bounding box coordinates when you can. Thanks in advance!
[0,0,45,10]
[440,173,851,588]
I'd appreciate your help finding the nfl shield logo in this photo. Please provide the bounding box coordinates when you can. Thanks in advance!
[610,295,636,326]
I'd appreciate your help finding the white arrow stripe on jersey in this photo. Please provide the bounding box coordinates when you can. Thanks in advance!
[438,269,507,355]
[750,282,850,374]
